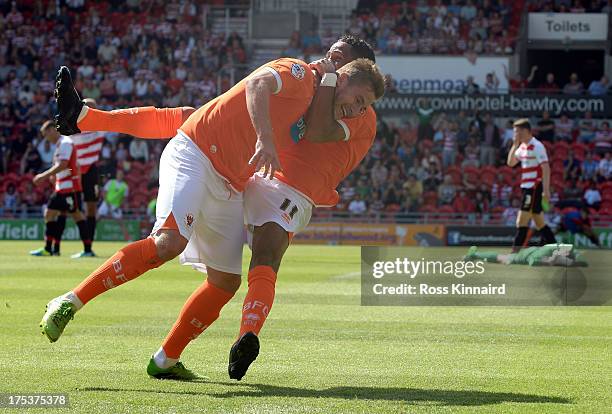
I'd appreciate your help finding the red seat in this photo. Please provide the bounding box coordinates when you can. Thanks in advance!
[422,191,438,206]
[602,189,612,201]
[480,167,496,186]
[481,165,496,174]
[599,181,612,191]
[437,205,455,216]
[419,204,437,214]
[551,159,564,173]
[571,142,589,160]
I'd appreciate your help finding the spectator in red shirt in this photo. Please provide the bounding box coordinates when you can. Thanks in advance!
[165,69,184,94]
[538,72,561,93]
[452,190,476,214]
[504,64,537,93]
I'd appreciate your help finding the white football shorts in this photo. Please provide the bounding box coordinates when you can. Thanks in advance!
[243,172,312,247]
[151,132,244,275]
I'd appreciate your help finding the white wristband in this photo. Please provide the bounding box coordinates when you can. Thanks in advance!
[320,73,338,87]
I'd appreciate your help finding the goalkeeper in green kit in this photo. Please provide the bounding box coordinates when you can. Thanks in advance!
[464,244,587,267]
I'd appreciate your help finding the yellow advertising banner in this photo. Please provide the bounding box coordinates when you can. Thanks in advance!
[293,223,445,246]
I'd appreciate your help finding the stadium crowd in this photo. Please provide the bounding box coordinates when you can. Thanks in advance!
[332,108,612,221]
[0,0,244,217]
[291,0,526,57]
[527,0,612,13]
[0,0,611,223]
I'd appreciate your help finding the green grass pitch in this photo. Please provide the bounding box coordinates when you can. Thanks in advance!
[1,241,610,413]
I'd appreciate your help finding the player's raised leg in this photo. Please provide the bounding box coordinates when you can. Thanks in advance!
[54,65,192,138]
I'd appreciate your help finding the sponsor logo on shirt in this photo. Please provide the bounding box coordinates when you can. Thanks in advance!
[290,116,306,143]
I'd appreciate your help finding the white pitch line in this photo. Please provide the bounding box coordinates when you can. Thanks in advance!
[331,271,361,281]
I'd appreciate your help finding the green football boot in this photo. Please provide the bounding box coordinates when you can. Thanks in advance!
[30,247,53,256]
[70,251,97,259]
[147,358,200,381]
[40,297,77,342]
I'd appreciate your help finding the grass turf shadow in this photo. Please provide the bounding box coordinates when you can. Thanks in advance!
[80,383,571,406]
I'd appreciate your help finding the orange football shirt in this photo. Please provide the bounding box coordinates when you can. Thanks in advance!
[179,58,315,191]
[275,106,377,206]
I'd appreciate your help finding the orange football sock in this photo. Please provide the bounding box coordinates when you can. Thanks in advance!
[77,106,185,139]
[239,266,277,337]
[161,280,235,359]
[73,237,163,305]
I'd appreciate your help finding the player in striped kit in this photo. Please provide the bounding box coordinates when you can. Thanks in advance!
[70,98,104,258]
[29,121,93,256]
[507,118,557,251]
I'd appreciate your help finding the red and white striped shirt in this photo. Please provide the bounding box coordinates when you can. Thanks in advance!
[54,136,82,194]
[514,137,548,189]
[72,132,104,174]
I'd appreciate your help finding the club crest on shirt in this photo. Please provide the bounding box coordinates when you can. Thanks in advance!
[185,213,194,228]
[291,63,305,80]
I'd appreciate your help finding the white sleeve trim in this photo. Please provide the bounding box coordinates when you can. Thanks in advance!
[337,119,350,141]
[536,142,549,163]
[262,67,282,94]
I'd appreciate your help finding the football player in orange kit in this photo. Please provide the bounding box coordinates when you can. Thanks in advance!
[42,36,384,381]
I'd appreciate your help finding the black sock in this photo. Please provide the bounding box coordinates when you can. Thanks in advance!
[87,216,96,244]
[76,220,92,253]
[45,221,58,252]
[539,225,557,245]
[588,233,600,247]
[54,215,67,254]
[513,226,528,252]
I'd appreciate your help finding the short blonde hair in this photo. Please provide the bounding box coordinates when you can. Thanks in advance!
[40,120,55,133]
[338,58,385,100]
[513,118,531,130]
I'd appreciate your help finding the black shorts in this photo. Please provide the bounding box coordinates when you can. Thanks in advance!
[81,164,100,202]
[47,191,83,213]
[520,183,543,214]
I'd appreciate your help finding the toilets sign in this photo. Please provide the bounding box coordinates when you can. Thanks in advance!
[529,13,608,41]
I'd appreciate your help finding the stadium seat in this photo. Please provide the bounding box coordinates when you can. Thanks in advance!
[571,142,589,160]
[480,167,496,187]
[446,166,462,185]
[555,142,570,159]
[419,204,437,214]
[422,191,438,206]
[498,166,515,186]
[551,159,564,173]
[599,181,612,192]
[602,189,612,202]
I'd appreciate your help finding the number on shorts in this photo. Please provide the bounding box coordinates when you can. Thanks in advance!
[279,198,298,219]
